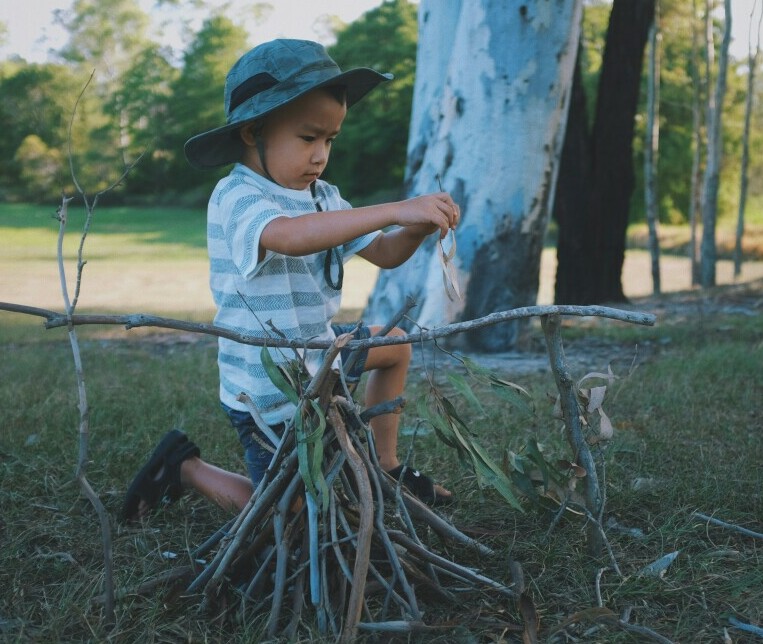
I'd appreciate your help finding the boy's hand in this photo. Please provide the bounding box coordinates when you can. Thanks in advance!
[398,193,460,239]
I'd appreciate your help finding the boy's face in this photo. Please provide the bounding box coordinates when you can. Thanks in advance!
[246,88,347,190]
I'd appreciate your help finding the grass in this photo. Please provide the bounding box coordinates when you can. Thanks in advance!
[1,288,761,642]
[1,204,762,641]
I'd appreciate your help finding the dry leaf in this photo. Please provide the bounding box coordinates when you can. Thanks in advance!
[438,229,462,301]
[639,550,680,577]
[587,386,607,413]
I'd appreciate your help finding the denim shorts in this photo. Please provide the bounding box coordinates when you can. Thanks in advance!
[223,323,371,485]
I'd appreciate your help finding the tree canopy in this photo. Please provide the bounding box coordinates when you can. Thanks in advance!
[0,0,760,224]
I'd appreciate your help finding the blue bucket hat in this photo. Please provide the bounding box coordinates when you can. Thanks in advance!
[184,39,392,170]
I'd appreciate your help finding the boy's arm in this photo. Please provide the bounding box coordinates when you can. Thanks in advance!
[258,193,459,263]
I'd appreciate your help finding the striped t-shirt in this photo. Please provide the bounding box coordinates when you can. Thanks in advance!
[207,163,379,424]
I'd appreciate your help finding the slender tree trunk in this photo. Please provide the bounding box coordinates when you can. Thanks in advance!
[644,2,661,295]
[734,4,762,277]
[553,52,591,304]
[554,0,655,305]
[689,0,704,286]
[700,0,732,288]
[366,0,583,350]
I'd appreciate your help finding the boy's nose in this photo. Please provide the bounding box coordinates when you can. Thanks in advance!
[311,145,328,165]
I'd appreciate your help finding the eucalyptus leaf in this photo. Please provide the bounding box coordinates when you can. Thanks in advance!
[447,371,485,413]
[489,382,535,416]
[260,346,300,405]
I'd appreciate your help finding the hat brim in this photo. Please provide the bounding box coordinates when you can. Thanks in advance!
[184,68,392,170]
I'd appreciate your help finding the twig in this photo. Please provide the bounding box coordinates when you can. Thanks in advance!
[266,471,304,638]
[54,193,116,624]
[693,512,763,539]
[542,314,604,557]
[350,432,421,619]
[330,405,374,643]
[616,619,675,644]
[728,616,763,637]
[356,620,435,633]
[595,567,608,607]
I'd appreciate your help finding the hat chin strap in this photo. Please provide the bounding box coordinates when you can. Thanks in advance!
[255,136,280,186]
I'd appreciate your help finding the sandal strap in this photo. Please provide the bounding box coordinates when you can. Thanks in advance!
[163,439,201,501]
[387,464,436,504]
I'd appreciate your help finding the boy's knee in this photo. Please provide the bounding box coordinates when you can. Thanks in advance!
[387,327,411,362]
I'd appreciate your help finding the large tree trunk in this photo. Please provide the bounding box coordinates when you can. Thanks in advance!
[365,0,583,351]
[554,0,655,305]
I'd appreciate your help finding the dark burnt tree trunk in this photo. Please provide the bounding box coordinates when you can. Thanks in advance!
[554,0,655,304]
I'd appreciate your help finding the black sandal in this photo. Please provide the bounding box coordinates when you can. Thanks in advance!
[120,429,201,522]
[386,464,452,506]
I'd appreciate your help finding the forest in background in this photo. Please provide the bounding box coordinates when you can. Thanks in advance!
[0,0,760,225]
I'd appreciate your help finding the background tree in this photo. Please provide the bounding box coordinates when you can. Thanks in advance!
[0,63,79,201]
[700,0,732,287]
[365,0,583,350]
[644,1,662,295]
[734,2,763,276]
[160,15,249,202]
[110,45,178,198]
[53,0,155,194]
[0,0,760,216]
[554,0,655,305]
[689,0,705,284]
[325,0,418,203]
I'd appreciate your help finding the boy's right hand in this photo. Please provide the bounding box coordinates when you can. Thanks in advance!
[397,192,460,240]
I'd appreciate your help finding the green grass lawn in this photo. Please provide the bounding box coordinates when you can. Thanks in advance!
[1,287,761,642]
[1,203,762,641]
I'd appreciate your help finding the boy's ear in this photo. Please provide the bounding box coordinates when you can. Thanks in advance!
[240,123,260,146]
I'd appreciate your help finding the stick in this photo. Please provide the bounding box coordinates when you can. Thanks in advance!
[0,303,656,345]
[542,314,604,557]
[330,405,374,643]
[693,512,763,539]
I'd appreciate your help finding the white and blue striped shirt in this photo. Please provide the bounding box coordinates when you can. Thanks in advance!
[208,163,379,424]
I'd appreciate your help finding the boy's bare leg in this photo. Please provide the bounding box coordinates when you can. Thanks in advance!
[134,458,253,518]
[180,458,253,512]
[364,326,451,498]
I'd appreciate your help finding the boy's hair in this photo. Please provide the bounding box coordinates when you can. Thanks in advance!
[185,39,390,171]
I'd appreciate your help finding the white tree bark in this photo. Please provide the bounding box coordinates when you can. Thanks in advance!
[645,5,661,295]
[733,2,762,277]
[688,0,704,286]
[700,0,732,288]
[364,0,583,351]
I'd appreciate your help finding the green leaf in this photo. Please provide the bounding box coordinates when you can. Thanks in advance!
[469,439,524,511]
[295,407,318,499]
[417,397,459,448]
[524,438,550,490]
[447,372,485,413]
[260,346,299,405]
[457,354,494,380]
[489,382,535,416]
[510,469,539,501]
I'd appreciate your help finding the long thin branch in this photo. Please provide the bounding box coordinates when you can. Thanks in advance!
[54,194,115,624]
[0,304,655,348]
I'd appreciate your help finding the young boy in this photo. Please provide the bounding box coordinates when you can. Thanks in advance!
[121,39,458,521]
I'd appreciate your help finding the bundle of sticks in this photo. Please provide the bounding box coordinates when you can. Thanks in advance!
[181,332,515,642]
